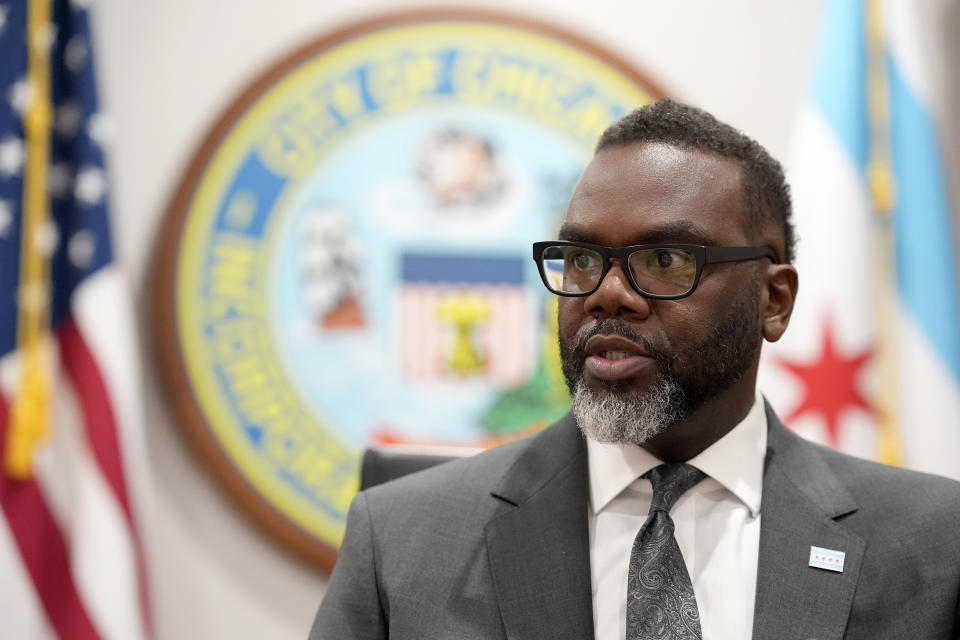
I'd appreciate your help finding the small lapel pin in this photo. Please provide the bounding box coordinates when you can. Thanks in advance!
[808,546,845,573]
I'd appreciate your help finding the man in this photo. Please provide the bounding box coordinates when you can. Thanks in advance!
[310,99,960,639]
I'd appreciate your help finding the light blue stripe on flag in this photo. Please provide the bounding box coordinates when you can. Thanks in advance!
[812,0,960,384]
[888,59,960,382]
[813,0,868,172]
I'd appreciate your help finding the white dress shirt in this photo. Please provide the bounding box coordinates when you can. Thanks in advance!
[587,392,767,640]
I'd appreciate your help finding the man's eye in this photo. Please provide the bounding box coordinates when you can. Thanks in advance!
[649,249,691,270]
[571,251,599,270]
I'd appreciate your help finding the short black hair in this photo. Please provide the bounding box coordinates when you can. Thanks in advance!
[596,98,796,263]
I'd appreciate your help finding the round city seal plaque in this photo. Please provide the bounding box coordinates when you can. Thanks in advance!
[152,9,662,571]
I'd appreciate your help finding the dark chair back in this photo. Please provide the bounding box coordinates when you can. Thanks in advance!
[359,448,461,490]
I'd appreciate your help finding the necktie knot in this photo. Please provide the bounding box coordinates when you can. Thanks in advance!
[644,463,706,514]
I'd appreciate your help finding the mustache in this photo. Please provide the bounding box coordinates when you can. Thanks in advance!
[569,319,673,366]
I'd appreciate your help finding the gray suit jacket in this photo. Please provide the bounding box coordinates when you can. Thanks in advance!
[310,404,960,639]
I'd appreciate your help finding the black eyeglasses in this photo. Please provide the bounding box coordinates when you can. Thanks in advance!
[532,240,777,300]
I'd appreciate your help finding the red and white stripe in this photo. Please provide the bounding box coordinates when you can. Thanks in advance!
[399,284,531,387]
[0,267,152,639]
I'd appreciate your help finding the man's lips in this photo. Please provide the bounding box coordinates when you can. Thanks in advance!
[583,335,655,382]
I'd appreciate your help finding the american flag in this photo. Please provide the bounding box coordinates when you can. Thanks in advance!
[0,1,152,638]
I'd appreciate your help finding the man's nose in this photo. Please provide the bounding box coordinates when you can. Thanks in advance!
[582,259,652,319]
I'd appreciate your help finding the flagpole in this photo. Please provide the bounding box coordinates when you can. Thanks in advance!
[6,0,54,479]
[865,0,901,465]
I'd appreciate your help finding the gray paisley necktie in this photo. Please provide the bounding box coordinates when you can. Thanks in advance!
[626,463,707,640]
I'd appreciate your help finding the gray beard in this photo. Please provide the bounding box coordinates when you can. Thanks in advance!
[570,374,685,446]
[561,272,762,447]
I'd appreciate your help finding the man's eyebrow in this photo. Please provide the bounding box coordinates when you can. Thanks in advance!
[557,220,713,245]
[557,224,594,243]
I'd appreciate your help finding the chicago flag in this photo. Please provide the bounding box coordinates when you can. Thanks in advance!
[760,0,960,479]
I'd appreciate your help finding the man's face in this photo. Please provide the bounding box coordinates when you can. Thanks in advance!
[557,142,769,445]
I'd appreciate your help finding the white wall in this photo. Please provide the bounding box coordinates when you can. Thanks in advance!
[86,1,957,638]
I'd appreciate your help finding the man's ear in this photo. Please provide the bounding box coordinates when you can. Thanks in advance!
[761,263,798,342]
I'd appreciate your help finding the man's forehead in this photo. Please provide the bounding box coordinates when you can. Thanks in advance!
[578,141,742,188]
[558,219,713,246]
[562,142,750,246]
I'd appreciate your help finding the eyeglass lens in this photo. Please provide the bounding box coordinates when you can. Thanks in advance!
[540,245,697,296]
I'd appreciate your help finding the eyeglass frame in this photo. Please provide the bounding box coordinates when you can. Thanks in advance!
[531,240,779,300]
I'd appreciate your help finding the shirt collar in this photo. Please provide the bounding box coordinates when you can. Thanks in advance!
[587,391,767,517]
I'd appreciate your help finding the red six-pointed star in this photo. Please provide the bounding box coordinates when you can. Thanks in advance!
[774,320,874,448]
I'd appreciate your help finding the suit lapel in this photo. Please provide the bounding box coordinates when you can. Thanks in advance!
[753,403,865,640]
[485,414,595,640]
